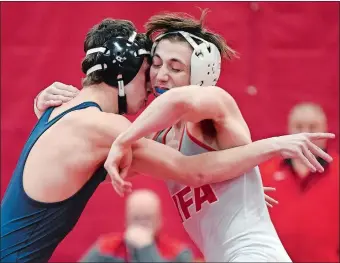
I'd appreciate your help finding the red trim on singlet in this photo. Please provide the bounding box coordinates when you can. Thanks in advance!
[152,130,162,141]
[185,125,216,151]
[177,125,186,151]
[162,127,172,144]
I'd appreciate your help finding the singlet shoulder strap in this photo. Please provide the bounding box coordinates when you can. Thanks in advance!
[40,101,102,125]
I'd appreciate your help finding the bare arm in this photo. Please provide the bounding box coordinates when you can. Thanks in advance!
[97,113,334,188]
[130,137,280,186]
[115,85,248,146]
[96,113,201,186]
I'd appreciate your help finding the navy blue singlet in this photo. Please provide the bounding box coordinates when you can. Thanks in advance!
[1,102,106,263]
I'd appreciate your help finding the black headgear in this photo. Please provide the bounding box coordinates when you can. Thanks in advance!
[85,31,150,114]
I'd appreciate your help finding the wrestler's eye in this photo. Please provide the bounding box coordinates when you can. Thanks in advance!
[152,57,162,68]
[170,61,183,73]
[171,67,181,73]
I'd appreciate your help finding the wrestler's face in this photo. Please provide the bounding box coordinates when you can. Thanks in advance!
[150,39,191,96]
[124,58,150,114]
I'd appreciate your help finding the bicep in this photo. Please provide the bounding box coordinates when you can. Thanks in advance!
[181,86,251,145]
[179,86,235,124]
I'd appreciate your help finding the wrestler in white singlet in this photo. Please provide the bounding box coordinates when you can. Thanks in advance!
[155,125,292,262]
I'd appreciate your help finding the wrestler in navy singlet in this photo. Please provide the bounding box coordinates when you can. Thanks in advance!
[1,102,106,263]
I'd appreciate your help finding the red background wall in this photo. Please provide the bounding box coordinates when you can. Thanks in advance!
[1,2,339,262]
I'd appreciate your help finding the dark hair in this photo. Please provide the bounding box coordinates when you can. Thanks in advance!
[81,18,150,87]
[144,9,237,60]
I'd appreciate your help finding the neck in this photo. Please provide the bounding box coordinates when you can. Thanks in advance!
[173,121,184,131]
[72,83,118,113]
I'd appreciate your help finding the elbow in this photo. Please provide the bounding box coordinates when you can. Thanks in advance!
[189,171,207,188]
[179,160,208,188]
[176,156,211,188]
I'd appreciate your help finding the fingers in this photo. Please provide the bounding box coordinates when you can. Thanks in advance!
[263,187,276,192]
[266,201,273,208]
[301,144,324,172]
[52,88,78,98]
[311,154,324,172]
[109,169,130,197]
[45,93,73,103]
[306,140,333,163]
[50,82,72,90]
[112,183,132,197]
[58,84,79,94]
[105,163,132,197]
[112,183,124,197]
[264,194,279,205]
[296,150,316,172]
[50,82,78,94]
[44,82,79,103]
[44,100,63,108]
[120,165,131,180]
[306,132,335,140]
[105,164,126,188]
[264,187,278,207]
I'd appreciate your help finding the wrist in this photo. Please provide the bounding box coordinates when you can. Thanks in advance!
[256,138,281,157]
[115,132,134,147]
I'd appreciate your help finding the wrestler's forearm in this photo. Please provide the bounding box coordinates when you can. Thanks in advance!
[188,138,280,186]
[116,86,235,147]
[130,136,280,187]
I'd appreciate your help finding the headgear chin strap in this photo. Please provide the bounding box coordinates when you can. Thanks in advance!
[151,31,221,87]
[85,31,150,114]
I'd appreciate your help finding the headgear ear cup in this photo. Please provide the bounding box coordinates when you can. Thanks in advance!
[151,31,221,87]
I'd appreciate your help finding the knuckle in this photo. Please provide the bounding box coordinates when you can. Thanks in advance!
[294,146,301,153]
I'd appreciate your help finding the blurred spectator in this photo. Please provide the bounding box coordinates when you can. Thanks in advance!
[261,102,339,262]
[79,189,193,262]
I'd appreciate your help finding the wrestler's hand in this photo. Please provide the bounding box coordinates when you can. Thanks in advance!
[263,187,278,208]
[104,139,133,197]
[272,132,335,173]
[36,82,79,112]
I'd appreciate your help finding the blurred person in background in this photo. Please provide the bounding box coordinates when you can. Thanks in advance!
[261,102,339,262]
[79,189,193,262]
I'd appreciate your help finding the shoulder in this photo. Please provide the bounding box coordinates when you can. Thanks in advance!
[87,110,131,127]
[83,111,132,139]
